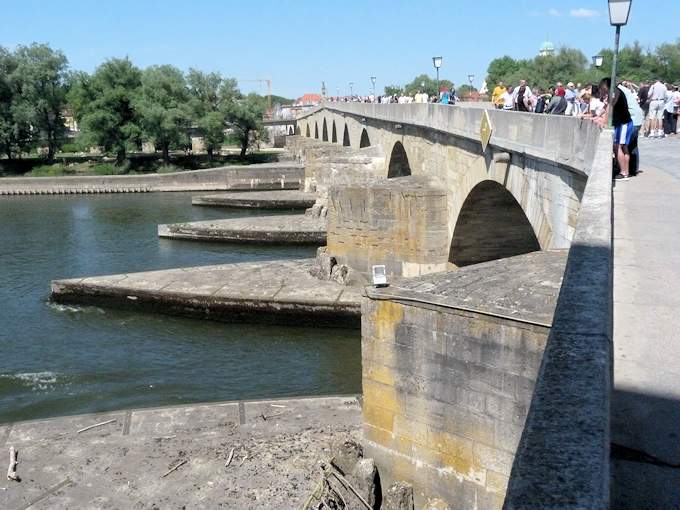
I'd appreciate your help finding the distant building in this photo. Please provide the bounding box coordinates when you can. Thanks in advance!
[295,93,322,107]
[539,41,555,57]
[62,108,79,135]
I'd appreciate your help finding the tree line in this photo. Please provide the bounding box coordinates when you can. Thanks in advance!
[0,43,275,164]
[486,40,680,91]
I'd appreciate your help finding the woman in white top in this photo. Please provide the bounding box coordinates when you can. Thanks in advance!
[501,86,515,110]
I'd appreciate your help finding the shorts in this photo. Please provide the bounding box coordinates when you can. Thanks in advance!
[649,99,665,120]
[614,121,634,145]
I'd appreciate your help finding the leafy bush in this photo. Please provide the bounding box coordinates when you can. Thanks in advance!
[157,164,181,174]
[26,164,72,177]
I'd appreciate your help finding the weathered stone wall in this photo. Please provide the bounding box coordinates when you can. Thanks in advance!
[286,135,385,194]
[0,163,304,195]
[327,176,449,279]
[361,298,549,509]
[296,104,613,508]
[297,105,592,255]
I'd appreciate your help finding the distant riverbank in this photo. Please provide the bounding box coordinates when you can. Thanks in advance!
[0,150,283,177]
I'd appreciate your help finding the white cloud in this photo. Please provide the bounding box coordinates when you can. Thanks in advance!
[548,8,561,17]
[570,8,599,18]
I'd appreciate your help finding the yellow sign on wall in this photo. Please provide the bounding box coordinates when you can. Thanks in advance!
[480,110,493,152]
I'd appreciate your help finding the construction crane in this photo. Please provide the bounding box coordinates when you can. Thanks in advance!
[237,79,272,110]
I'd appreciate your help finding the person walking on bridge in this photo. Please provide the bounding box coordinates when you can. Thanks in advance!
[648,78,667,138]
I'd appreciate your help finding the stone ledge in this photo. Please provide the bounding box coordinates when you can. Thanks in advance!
[157,215,327,245]
[191,190,317,209]
[50,259,361,328]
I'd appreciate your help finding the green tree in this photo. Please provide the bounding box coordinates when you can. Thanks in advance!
[457,84,477,98]
[655,41,680,83]
[68,58,142,164]
[135,65,192,163]
[197,111,226,160]
[11,44,69,161]
[187,69,225,160]
[486,56,521,88]
[384,84,402,96]
[402,74,454,97]
[0,47,32,159]
[223,93,266,158]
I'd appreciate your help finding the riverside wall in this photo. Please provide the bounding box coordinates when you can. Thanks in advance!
[0,163,304,195]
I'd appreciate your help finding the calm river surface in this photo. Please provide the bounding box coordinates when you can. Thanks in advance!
[0,193,360,424]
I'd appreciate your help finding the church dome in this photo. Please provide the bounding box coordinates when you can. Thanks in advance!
[539,41,555,56]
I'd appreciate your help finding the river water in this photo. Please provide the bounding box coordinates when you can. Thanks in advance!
[0,193,361,424]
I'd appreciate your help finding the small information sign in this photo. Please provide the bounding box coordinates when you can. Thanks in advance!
[480,110,493,152]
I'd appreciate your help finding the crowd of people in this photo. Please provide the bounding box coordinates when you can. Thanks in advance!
[326,86,459,105]
[320,77,680,183]
[492,78,680,181]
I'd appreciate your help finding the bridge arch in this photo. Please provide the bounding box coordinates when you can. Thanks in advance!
[305,124,310,137]
[342,124,351,147]
[387,142,411,178]
[288,126,294,135]
[359,129,371,148]
[314,122,319,139]
[332,121,337,143]
[322,118,329,141]
[449,180,541,267]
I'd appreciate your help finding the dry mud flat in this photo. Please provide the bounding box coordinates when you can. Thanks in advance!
[0,396,361,509]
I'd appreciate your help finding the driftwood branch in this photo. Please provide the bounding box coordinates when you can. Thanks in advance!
[300,474,324,510]
[77,419,117,434]
[7,447,19,482]
[328,468,372,510]
[161,459,187,478]
[225,448,235,467]
[261,410,287,421]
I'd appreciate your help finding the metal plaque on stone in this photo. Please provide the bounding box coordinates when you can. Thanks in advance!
[480,110,493,152]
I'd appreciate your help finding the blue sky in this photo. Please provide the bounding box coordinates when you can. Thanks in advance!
[1,0,677,99]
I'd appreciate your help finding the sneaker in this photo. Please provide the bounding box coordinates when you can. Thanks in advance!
[613,174,630,181]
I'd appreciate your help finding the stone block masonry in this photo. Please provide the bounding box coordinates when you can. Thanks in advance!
[328,176,450,279]
[360,251,566,509]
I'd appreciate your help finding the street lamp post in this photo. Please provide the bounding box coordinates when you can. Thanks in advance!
[607,0,632,127]
[468,74,475,99]
[349,81,354,98]
[432,56,442,98]
[370,76,376,98]
[592,55,604,68]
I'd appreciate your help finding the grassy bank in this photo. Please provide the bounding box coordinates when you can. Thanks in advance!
[0,151,281,177]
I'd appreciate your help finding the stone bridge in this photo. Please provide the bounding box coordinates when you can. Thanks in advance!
[294,103,612,509]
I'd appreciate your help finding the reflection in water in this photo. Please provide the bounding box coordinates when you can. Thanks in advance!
[0,193,360,423]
